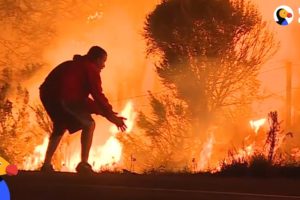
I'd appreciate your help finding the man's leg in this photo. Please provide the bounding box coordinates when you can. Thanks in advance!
[80,120,95,163]
[43,125,65,168]
[62,101,96,173]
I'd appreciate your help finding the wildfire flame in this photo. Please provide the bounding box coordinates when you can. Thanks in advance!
[23,101,136,172]
[249,118,266,134]
[110,101,136,134]
[219,118,268,168]
[237,144,254,158]
[23,137,49,171]
[90,101,136,171]
[198,134,215,171]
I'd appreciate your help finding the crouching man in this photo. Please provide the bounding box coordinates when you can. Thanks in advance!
[39,46,127,173]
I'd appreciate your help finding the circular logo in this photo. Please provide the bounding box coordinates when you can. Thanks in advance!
[274,5,294,26]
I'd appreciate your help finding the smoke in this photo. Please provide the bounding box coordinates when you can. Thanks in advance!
[27,1,158,100]
[253,0,300,121]
[6,0,299,171]
[22,0,299,123]
[19,1,162,161]
[5,0,300,127]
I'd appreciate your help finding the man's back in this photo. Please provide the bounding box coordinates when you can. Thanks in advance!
[40,56,93,102]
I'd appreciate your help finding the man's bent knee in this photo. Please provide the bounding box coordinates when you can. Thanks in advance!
[82,119,95,130]
[51,124,65,138]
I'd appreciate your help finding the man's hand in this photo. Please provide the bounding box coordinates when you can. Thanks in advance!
[107,114,127,132]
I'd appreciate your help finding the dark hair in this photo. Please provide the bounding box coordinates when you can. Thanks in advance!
[87,46,107,60]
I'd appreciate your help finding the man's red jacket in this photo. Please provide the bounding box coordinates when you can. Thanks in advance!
[40,55,114,133]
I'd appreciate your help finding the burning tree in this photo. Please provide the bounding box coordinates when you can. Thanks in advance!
[144,0,277,132]
[132,0,279,172]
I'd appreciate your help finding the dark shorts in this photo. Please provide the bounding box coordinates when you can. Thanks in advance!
[40,90,96,134]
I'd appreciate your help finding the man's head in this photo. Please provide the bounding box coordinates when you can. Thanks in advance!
[87,46,107,70]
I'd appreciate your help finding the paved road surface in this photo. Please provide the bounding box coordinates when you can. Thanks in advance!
[4,171,300,200]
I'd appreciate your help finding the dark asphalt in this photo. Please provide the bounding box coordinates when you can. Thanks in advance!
[4,171,300,200]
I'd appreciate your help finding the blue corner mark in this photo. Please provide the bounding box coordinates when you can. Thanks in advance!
[0,178,11,200]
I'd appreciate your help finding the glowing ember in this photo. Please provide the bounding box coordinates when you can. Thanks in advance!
[249,118,266,134]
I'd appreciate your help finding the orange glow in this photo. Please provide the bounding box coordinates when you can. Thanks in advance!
[22,101,136,172]
[15,0,300,173]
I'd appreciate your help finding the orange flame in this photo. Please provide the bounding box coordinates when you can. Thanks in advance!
[22,101,136,172]
[90,101,136,171]
[198,134,215,171]
[23,137,49,170]
[249,118,266,134]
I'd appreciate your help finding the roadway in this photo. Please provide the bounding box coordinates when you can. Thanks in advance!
[4,171,300,200]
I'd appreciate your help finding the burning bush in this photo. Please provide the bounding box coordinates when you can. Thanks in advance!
[218,111,298,177]
[0,83,43,164]
[125,92,196,172]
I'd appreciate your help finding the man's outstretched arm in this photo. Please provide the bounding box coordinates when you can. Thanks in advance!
[87,65,114,116]
[87,64,127,131]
